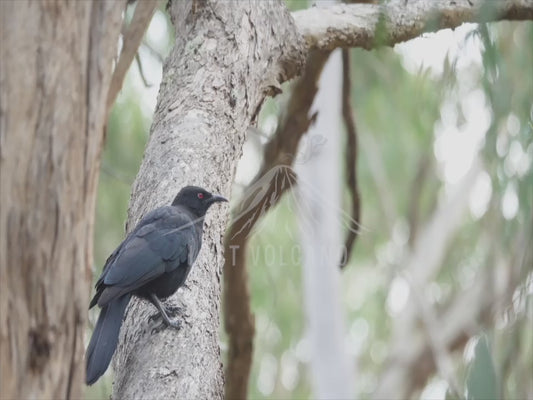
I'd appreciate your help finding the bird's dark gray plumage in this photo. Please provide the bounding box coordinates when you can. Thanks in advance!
[85,186,227,385]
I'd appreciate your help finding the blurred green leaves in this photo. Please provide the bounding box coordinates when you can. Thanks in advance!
[466,336,499,400]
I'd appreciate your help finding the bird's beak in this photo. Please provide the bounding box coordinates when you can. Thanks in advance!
[210,194,228,204]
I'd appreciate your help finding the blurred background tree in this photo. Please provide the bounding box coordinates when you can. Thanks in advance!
[87,2,532,399]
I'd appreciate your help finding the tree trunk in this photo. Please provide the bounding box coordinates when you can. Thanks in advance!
[0,1,125,398]
[112,1,304,398]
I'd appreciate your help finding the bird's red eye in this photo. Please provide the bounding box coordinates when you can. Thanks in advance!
[197,193,204,199]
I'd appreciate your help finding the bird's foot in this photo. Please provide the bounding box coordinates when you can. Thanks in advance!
[148,311,160,323]
[165,304,184,316]
[148,304,184,322]
[150,317,182,335]
[147,294,189,334]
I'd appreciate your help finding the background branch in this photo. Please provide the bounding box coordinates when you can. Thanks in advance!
[293,0,533,51]
[106,0,158,114]
[223,49,331,400]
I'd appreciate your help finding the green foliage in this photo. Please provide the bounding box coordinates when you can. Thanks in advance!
[466,336,499,400]
[284,0,309,12]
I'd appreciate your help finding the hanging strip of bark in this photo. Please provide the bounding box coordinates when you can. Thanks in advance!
[223,49,331,400]
[339,49,361,269]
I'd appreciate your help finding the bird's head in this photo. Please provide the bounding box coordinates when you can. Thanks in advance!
[172,186,228,217]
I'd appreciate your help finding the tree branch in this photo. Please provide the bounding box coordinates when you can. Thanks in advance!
[292,0,533,51]
[223,49,330,400]
[106,0,158,114]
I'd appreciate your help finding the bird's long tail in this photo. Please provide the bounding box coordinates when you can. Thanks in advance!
[85,293,131,385]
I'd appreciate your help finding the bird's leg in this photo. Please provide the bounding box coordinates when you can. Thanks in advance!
[147,301,184,321]
[148,293,182,331]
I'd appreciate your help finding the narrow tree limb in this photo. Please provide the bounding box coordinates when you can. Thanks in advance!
[135,52,153,88]
[292,0,533,51]
[261,50,332,170]
[106,0,158,114]
[223,49,330,400]
[141,39,165,63]
[339,49,361,269]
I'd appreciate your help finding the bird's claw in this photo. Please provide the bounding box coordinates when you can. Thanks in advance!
[148,305,183,322]
[150,317,182,335]
[167,319,182,329]
[150,320,166,335]
[165,304,184,316]
[148,312,162,323]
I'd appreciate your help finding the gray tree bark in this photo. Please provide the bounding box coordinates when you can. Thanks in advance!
[112,1,304,398]
[0,1,125,398]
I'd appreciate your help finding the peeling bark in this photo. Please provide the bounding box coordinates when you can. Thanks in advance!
[340,49,361,269]
[112,1,304,398]
[0,1,125,398]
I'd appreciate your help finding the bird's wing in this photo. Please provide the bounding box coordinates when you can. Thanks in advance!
[101,207,197,292]
[94,239,126,290]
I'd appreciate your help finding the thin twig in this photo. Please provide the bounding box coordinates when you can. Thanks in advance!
[141,40,165,63]
[135,52,153,88]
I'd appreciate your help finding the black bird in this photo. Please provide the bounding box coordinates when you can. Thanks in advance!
[85,186,227,385]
